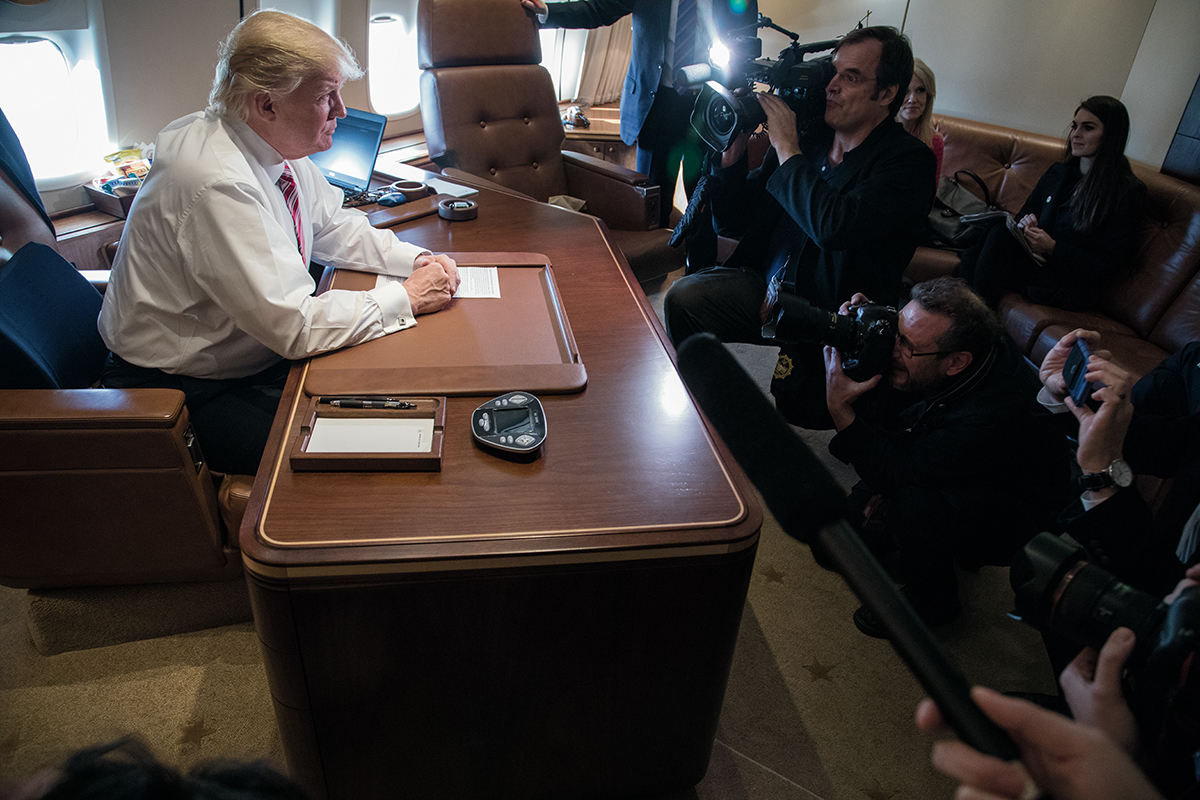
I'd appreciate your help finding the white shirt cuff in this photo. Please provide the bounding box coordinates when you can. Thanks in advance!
[370,280,416,333]
[1037,386,1070,414]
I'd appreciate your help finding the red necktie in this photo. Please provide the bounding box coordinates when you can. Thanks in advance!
[276,163,306,264]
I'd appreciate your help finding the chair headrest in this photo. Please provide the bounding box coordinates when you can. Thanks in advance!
[418,0,543,70]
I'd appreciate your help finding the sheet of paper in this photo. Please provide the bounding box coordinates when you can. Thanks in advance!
[306,417,434,453]
[425,177,479,198]
[375,267,500,299]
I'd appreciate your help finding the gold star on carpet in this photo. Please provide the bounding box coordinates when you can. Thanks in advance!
[801,658,835,682]
[759,564,786,584]
[862,778,899,800]
[179,717,216,748]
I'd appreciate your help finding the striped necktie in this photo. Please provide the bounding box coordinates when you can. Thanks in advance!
[673,0,698,86]
[276,163,306,264]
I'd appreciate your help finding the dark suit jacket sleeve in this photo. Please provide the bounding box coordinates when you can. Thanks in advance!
[1064,488,1185,597]
[542,0,637,28]
[706,150,772,239]
[765,136,936,252]
[1126,342,1200,477]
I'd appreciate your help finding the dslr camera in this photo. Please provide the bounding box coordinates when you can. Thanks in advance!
[677,16,842,152]
[762,293,897,382]
[1011,532,1200,786]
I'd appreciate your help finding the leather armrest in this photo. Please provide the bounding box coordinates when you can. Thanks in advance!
[0,388,185,430]
[561,150,648,187]
[562,152,660,231]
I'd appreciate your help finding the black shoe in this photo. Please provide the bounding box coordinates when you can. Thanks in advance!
[852,590,961,639]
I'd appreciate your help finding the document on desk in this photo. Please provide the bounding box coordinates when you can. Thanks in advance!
[376,267,500,299]
[306,417,434,453]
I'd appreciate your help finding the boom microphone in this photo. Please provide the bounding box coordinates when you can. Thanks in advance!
[675,63,714,88]
[676,333,1024,765]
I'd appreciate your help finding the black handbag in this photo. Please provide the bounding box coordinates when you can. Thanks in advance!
[926,169,994,248]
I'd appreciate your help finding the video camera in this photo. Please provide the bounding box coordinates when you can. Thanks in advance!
[676,16,842,152]
[1011,532,1200,786]
[762,294,897,382]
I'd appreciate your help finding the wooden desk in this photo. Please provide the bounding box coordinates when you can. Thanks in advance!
[240,178,762,800]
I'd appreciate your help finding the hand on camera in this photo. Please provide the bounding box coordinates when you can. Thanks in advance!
[915,686,1165,800]
[838,293,873,316]
[1059,628,1139,755]
[823,345,881,431]
[1040,329,1102,402]
[757,93,801,163]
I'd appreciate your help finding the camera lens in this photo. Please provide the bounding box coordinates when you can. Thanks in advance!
[705,98,738,140]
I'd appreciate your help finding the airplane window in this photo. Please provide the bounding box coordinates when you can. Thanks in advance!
[368,12,420,115]
[0,35,109,185]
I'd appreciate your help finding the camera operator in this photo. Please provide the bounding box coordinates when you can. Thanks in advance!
[1037,332,1200,598]
[664,25,936,429]
[820,277,1071,637]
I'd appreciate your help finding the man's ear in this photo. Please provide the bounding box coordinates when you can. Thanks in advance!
[877,84,898,111]
[944,350,973,377]
[249,91,276,124]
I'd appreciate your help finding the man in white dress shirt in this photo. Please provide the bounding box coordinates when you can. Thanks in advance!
[99,10,459,474]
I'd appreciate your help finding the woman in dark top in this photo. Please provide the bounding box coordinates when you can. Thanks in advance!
[958,95,1146,310]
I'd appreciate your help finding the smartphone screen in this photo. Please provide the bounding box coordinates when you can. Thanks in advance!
[1063,340,1103,410]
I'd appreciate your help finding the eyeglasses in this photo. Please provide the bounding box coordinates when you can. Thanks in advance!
[898,333,952,359]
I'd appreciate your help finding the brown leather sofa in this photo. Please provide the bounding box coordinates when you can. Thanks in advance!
[906,115,1200,380]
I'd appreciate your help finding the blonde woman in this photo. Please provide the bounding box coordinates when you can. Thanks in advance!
[897,58,942,183]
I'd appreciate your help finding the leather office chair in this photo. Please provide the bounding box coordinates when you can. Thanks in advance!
[0,242,249,589]
[416,0,685,280]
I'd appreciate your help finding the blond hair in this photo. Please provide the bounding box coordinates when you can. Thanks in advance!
[208,10,363,122]
[900,58,937,147]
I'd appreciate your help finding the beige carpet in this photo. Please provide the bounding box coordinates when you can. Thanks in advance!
[0,272,1059,797]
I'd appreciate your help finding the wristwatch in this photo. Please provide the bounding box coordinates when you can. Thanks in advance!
[1078,459,1134,491]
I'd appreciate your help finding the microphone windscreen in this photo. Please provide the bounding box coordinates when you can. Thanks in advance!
[675,63,713,87]
[677,333,848,543]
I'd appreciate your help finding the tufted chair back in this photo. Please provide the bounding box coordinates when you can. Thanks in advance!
[418,0,571,202]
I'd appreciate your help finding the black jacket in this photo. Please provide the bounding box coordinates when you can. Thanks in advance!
[829,335,1072,563]
[709,117,936,310]
[1017,160,1146,310]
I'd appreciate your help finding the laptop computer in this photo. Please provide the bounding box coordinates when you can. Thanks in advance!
[308,107,387,199]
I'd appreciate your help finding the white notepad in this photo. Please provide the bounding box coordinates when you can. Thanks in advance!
[306,417,434,453]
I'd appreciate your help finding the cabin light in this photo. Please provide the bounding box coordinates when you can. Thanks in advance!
[709,40,730,69]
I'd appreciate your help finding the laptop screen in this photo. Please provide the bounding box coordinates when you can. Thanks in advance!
[307,107,387,194]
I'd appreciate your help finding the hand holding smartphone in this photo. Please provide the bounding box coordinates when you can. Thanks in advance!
[1062,339,1105,411]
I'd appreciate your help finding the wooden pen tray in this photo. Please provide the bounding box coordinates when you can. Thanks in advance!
[289,396,445,472]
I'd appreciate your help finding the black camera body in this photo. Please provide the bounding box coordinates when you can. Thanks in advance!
[762,293,897,382]
[1011,532,1200,788]
[683,22,839,152]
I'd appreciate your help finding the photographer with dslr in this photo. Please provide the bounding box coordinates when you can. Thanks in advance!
[821,278,1071,637]
[664,26,936,429]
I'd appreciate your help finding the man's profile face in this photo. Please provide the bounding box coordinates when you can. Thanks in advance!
[262,71,347,160]
[823,40,892,134]
[889,301,955,393]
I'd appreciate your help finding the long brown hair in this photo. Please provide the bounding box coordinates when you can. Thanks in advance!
[1064,95,1137,234]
